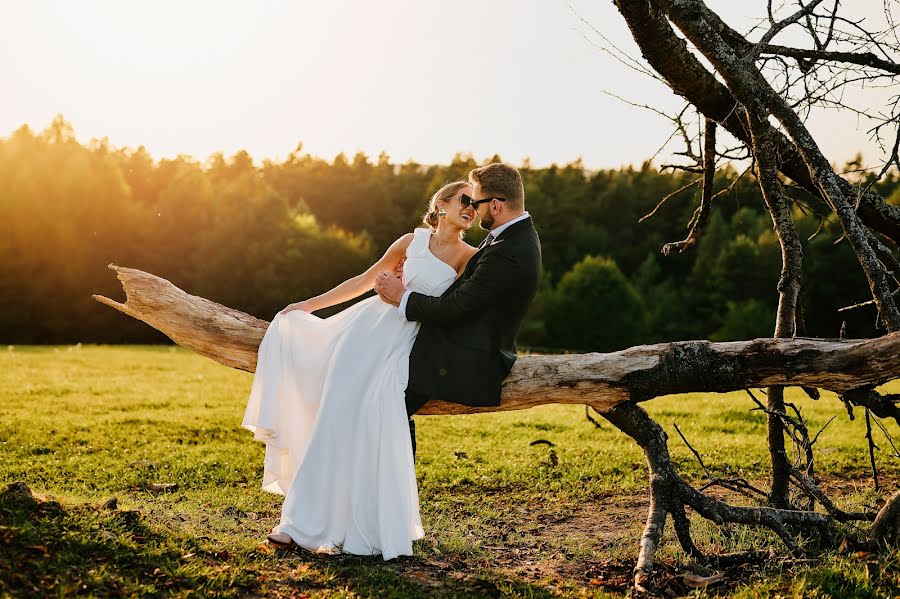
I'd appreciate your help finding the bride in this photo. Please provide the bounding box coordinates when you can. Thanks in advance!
[241,180,478,560]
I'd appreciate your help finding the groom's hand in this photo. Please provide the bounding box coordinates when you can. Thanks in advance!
[374,271,403,306]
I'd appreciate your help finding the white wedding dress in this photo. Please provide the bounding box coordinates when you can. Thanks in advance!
[241,227,457,560]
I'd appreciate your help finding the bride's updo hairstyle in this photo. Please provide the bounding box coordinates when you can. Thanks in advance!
[422,180,470,229]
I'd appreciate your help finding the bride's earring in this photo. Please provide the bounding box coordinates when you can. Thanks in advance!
[438,208,447,218]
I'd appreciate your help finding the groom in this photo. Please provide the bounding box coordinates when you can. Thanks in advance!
[375,162,542,456]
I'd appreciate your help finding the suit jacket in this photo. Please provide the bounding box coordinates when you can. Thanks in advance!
[405,216,542,407]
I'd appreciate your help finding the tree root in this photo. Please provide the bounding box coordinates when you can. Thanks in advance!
[871,490,900,546]
[602,403,831,591]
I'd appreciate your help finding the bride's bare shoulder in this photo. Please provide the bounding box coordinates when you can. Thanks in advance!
[376,232,418,266]
[388,231,417,252]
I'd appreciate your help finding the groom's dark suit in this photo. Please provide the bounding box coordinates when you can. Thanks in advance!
[403,216,542,420]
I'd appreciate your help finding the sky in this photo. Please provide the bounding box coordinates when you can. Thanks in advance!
[0,0,896,169]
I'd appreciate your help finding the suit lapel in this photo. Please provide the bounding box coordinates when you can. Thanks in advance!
[442,217,534,296]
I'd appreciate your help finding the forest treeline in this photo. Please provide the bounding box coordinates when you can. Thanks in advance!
[2,116,898,349]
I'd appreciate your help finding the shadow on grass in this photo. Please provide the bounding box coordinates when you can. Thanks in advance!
[0,482,562,598]
[9,479,897,598]
[0,481,257,597]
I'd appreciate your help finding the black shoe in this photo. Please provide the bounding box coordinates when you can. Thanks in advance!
[408,417,417,461]
[267,531,297,551]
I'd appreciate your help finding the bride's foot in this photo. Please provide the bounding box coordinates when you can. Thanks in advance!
[266,530,297,550]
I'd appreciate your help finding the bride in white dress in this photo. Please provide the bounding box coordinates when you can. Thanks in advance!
[242,180,478,560]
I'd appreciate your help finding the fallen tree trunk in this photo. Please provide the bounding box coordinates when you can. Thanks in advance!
[94,264,900,590]
[94,264,900,414]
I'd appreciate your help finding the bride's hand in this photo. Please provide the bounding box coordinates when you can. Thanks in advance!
[279,301,314,315]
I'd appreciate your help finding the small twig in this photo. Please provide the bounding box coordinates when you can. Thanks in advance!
[676,420,768,499]
[750,398,803,430]
[865,408,881,492]
[750,392,818,475]
[572,8,664,82]
[789,466,876,522]
[674,421,711,476]
[810,415,836,446]
[754,0,830,53]
[807,215,827,241]
[871,413,900,459]
[698,478,770,500]
[856,121,900,206]
[837,287,900,312]
[639,178,701,223]
[746,388,762,404]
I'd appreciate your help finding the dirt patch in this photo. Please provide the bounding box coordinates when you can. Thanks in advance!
[816,472,898,496]
[425,476,893,596]
[433,494,650,595]
[539,495,649,549]
[251,476,896,597]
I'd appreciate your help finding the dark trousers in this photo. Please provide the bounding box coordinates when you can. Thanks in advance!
[405,390,430,461]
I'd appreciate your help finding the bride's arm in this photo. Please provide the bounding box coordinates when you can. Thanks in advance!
[281,232,415,314]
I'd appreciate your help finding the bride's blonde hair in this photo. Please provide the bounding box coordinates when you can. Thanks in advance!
[422,180,470,229]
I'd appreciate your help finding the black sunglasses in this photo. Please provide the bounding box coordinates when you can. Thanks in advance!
[460,193,507,208]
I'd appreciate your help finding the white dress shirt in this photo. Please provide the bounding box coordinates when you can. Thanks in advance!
[398,212,531,319]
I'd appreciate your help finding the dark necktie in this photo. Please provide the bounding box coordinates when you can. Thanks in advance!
[478,232,495,250]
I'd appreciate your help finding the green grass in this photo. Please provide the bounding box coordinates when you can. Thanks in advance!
[1,344,899,597]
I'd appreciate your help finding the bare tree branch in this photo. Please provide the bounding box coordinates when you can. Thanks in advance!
[754,0,830,52]
[759,44,900,74]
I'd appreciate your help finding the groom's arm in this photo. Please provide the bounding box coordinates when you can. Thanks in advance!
[404,251,521,326]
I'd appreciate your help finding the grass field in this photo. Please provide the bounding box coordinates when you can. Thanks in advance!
[1,345,899,597]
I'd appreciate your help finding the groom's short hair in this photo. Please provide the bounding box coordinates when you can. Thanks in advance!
[469,163,525,210]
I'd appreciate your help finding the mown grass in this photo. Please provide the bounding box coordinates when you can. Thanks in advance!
[1,344,899,597]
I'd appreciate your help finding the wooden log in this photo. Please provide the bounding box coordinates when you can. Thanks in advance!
[93,264,900,416]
